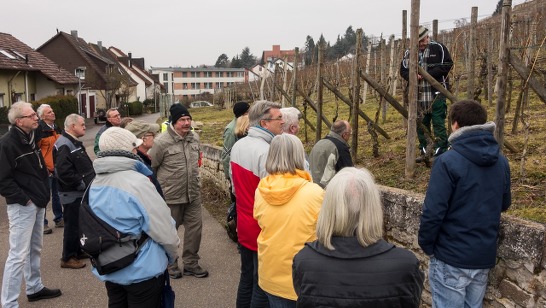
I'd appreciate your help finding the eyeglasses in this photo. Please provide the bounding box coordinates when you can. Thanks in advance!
[263,117,283,121]
[108,114,121,119]
[19,113,38,119]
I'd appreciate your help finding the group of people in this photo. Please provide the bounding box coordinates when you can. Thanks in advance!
[0,24,511,308]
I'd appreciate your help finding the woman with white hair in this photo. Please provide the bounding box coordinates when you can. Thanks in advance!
[254,134,324,307]
[292,167,424,308]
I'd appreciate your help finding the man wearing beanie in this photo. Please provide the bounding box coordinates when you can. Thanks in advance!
[89,127,180,306]
[221,102,250,199]
[149,103,208,279]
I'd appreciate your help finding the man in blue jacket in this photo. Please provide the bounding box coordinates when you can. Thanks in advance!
[418,100,511,307]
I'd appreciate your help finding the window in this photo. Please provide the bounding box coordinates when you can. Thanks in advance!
[182,72,188,77]
[0,94,4,107]
[183,83,188,89]
[216,72,223,77]
[0,49,15,59]
[191,72,198,78]
[163,82,168,92]
[204,72,212,78]
[237,72,244,77]
[227,72,233,77]
[163,73,168,81]
[215,82,222,89]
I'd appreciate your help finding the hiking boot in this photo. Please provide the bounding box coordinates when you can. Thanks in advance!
[184,264,209,278]
[60,257,86,269]
[27,287,62,302]
[54,220,64,228]
[168,263,183,279]
[43,225,52,234]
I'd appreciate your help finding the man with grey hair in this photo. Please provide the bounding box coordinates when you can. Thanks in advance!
[309,120,354,188]
[0,102,62,306]
[94,108,122,155]
[54,114,95,269]
[230,100,284,307]
[36,104,63,234]
[280,107,302,135]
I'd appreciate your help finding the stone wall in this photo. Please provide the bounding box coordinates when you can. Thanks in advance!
[201,144,546,307]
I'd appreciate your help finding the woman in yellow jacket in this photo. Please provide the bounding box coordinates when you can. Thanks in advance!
[254,134,324,307]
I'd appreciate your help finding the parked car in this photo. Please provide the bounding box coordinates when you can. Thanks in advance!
[190,101,213,108]
[94,109,107,124]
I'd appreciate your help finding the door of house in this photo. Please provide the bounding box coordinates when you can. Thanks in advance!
[89,95,95,118]
[81,94,87,118]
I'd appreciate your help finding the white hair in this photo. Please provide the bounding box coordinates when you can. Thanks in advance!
[280,107,301,133]
[36,104,51,118]
[265,134,306,174]
[316,167,384,250]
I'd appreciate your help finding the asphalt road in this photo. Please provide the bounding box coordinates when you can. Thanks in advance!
[0,113,240,307]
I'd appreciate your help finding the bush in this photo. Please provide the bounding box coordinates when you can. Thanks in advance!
[119,101,143,117]
[143,99,157,113]
[0,106,9,124]
[33,95,78,128]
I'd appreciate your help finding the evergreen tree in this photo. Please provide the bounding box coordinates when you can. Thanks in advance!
[215,53,230,68]
[240,47,257,69]
[493,0,503,16]
[304,35,315,66]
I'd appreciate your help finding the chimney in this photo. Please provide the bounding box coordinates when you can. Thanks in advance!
[128,52,132,68]
[71,30,78,39]
[25,55,29,64]
[98,41,102,51]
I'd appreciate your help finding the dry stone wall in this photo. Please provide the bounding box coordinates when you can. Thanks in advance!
[201,143,546,308]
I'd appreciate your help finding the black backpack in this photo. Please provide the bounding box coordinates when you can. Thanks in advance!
[79,182,149,275]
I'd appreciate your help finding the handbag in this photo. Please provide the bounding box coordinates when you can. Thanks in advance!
[161,270,175,308]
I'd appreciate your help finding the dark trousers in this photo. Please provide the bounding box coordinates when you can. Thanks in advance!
[417,96,448,155]
[236,245,269,308]
[45,176,63,225]
[62,198,81,261]
[105,274,165,308]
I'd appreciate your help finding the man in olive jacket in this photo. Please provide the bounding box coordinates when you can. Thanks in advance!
[149,103,206,279]
[0,102,62,306]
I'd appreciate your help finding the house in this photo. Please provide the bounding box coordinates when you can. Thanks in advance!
[0,32,79,108]
[150,66,247,102]
[37,30,130,118]
[108,47,161,103]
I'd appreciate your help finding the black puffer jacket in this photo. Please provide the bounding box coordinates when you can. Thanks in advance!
[293,238,424,308]
[0,127,49,207]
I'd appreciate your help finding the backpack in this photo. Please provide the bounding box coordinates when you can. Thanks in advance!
[79,182,149,275]
[225,202,238,243]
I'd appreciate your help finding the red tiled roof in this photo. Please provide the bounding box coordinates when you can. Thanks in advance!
[0,32,79,85]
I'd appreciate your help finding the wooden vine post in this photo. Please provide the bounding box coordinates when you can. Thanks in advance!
[468,7,477,100]
[316,42,325,142]
[291,47,299,107]
[351,29,363,159]
[495,0,512,153]
[405,0,420,178]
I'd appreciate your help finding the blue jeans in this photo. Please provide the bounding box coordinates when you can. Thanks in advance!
[44,176,63,225]
[1,203,45,308]
[236,245,269,308]
[429,257,489,308]
[265,292,296,308]
[62,198,82,261]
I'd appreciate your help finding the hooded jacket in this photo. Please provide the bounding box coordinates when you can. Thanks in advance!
[230,126,274,251]
[293,238,424,307]
[254,170,323,300]
[419,122,511,269]
[149,125,201,204]
[89,154,180,285]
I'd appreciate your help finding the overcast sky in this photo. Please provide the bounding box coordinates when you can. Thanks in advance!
[3,0,527,68]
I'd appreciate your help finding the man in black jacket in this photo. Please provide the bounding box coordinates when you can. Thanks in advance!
[54,114,95,269]
[400,25,453,159]
[0,101,62,306]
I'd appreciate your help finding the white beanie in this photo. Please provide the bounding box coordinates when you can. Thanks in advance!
[99,127,143,153]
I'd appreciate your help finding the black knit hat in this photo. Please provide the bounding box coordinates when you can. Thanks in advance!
[169,103,192,123]
[233,102,250,118]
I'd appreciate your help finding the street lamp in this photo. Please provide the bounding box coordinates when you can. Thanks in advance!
[75,66,86,116]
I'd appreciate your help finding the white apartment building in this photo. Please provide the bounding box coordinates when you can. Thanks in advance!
[150,66,248,101]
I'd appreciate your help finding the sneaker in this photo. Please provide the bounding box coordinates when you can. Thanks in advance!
[168,264,183,279]
[184,265,209,278]
[60,257,86,269]
[27,287,62,302]
[43,225,52,234]
[54,220,64,228]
